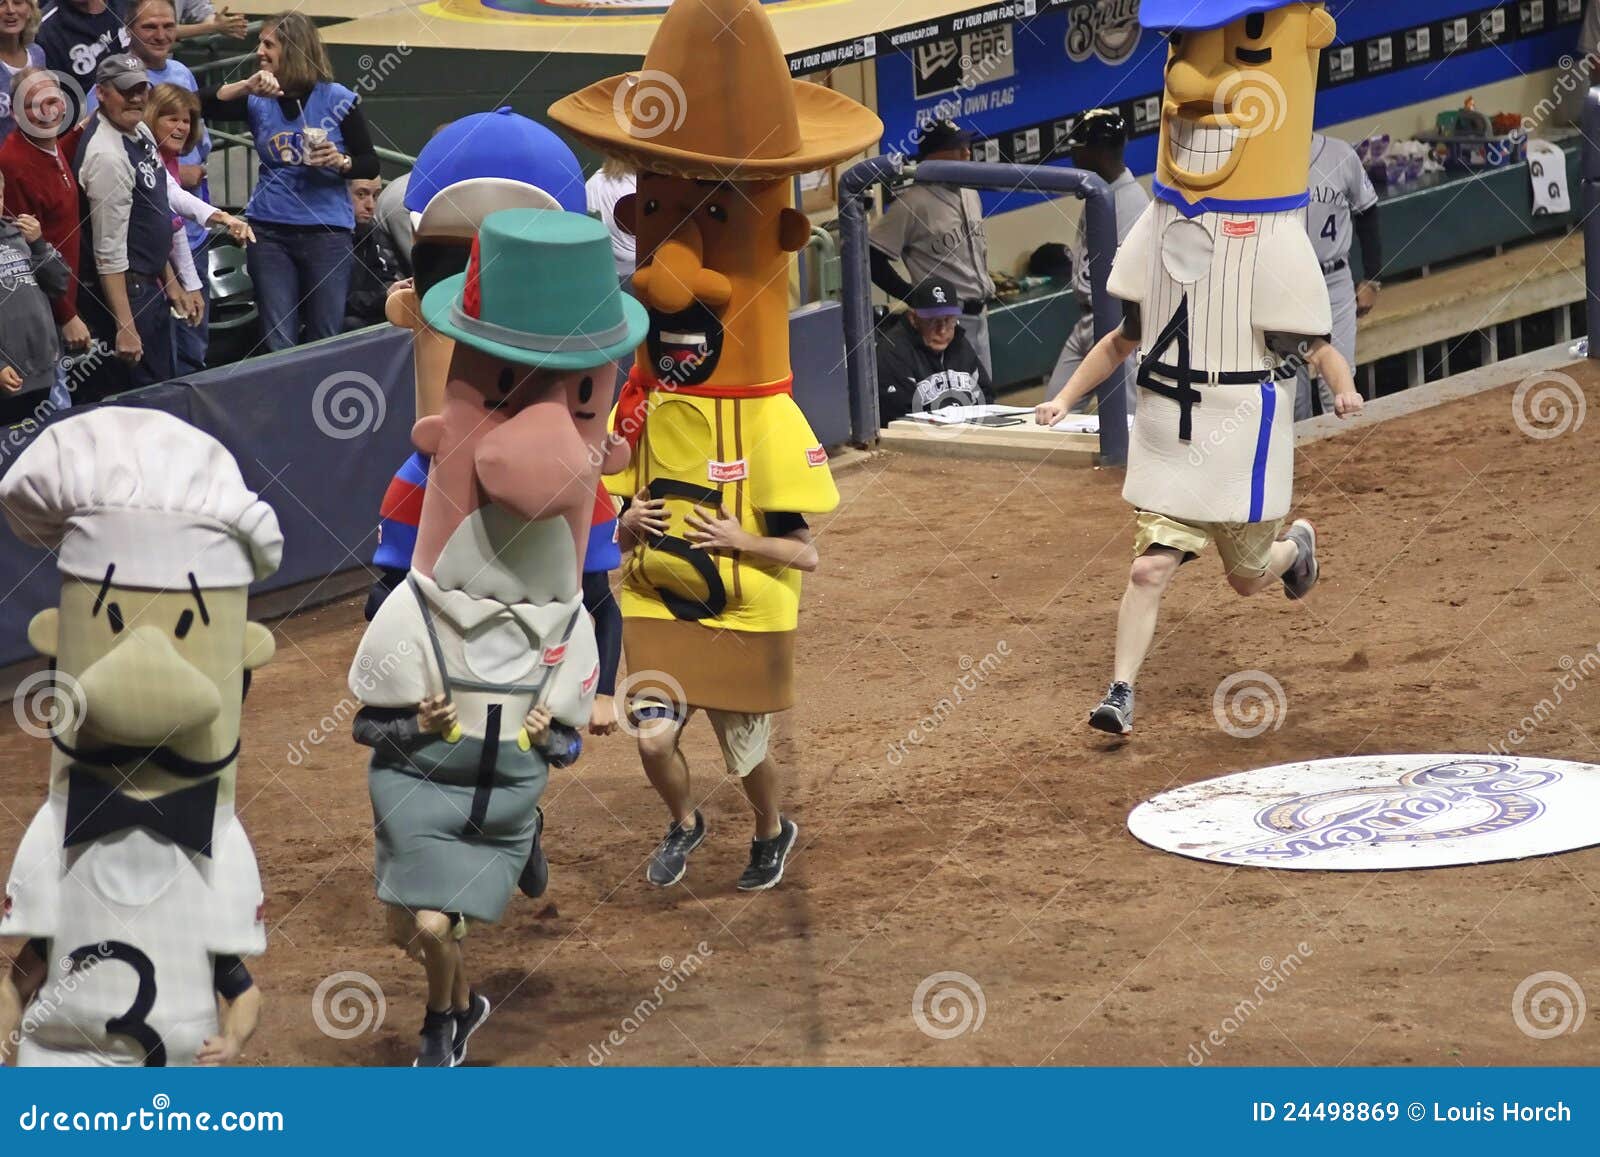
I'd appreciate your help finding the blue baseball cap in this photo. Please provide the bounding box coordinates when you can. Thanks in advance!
[404,106,586,216]
[1140,0,1298,32]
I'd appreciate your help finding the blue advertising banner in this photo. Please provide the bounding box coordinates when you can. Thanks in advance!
[867,0,1583,214]
[3,1067,1600,1153]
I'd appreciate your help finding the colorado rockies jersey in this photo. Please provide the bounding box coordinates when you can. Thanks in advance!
[1108,196,1331,524]
[1307,134,1378,268]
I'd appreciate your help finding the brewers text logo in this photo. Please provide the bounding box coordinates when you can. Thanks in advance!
[1066,0,1142,66]
[1216,759,1560,862]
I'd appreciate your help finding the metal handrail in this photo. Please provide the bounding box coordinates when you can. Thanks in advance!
[805,225,841,302]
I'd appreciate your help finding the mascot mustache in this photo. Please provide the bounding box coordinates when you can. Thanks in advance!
[44,665,250,779]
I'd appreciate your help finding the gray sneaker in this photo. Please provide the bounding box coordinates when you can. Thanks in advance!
[1089,681,1135,736]
[1282,519,1319,600]
[414,1009,456,1068]
[646,811,706,887]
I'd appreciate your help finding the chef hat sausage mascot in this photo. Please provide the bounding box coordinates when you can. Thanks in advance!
[350,209,644,1067]
[0,409,280,1066]
[549,0,882,892]
[1038,0,1362,738]
[367,108,591,621]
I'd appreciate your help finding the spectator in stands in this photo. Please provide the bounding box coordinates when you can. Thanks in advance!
[36,0,129,96]
[201,11,379,350]
[870,118,996,376]
[0,168,68,426]
[174,1,247,42]
[0,67,91,371]
[1047,108,1149,411]
[344,175,402,330]
[0,0,45,144]
[875,276,992,425]
[374,167,412,273]
[75,53,203,397]
[115,0,214,372]
[586,156,635,282]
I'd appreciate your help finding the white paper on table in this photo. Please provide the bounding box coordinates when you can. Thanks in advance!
[902,404,1033,426]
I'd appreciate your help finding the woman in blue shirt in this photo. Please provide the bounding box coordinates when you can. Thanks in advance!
[202,11,378,350]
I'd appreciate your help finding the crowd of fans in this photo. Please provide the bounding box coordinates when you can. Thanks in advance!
[0,0,401,429]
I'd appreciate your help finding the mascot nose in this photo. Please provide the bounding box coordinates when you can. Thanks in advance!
[77,626,223,746]
[634,221,733,315]
[475,398,592,522]
[1164,49,1228,108]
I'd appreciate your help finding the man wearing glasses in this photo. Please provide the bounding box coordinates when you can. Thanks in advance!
[875,275,993,425]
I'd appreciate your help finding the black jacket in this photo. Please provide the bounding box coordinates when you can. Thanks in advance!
[874,314,992,425]
[345,219,402,331]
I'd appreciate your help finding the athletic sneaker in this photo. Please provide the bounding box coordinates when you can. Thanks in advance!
[517,808,549,899]
[737,817,798,892]
[452,991,491,1066]
[646,811,707,887]
[1281,519,1320,601]
[414,1009,456,1068]
[1089,681,1135,736]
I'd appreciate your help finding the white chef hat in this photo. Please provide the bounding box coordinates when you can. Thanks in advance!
[0,408,283,589]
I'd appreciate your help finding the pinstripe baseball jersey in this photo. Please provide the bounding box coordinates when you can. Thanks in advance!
[1107,196,1331,524]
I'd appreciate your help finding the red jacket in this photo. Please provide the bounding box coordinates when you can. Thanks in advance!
[0,124,85,327]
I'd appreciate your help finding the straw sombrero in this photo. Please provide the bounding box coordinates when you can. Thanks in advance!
[548,0,882,182]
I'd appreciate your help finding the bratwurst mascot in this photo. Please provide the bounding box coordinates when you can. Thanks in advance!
[0,410,280,1066]
[350,209,644,1067]
[1035,0,1363,737]
[550,0,882,893]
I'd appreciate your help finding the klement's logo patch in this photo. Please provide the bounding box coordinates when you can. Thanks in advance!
[1222,220,1258,238]
[708,459,749,483]
[542,643,568,666]
[582,665,599,695]
[806,445,828,467]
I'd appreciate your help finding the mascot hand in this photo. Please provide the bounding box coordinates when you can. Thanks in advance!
[418,694,459,738]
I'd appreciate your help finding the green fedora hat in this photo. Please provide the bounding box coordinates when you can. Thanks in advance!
[421,208,647,369]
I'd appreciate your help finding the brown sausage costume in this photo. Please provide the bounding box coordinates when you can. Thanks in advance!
[549,0,881,714]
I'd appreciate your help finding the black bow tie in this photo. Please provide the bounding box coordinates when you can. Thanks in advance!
[64,767,219,858]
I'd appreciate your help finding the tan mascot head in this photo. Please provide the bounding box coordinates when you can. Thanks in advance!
[1,409,282,820]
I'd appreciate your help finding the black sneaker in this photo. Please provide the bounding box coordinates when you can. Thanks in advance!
[1089,681,1135,736]
[451,991,491,1066]
[646,811,706,887]
[414,1009,456,1068]
[737,817,798,892]
[1281,519,1320,600]
[518,808,549,898]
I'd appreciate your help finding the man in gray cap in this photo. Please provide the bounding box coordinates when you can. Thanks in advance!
[0,407,281,1066]
[74,53,202,401]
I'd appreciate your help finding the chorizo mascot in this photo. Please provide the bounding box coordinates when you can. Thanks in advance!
[0,409,280,1066]
[551,0,881,893]
[350,209,643,1067]
[1033,0,1363,737]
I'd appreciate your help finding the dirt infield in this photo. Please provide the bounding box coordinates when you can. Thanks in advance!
[4,360,1599,1067]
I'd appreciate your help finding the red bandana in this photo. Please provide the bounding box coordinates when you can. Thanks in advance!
[461,234,483,319]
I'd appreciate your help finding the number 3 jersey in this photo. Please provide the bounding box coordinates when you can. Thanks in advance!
[1107,197,1332,525]
[1,798,265,1067]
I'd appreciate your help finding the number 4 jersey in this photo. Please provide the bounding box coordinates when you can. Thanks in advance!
[1,798,266,1066]
[1107,197,1332,525]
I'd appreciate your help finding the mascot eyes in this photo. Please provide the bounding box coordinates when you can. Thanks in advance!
[175,609,194,639]
[107,603,124,634]
[578,375,594,404]
[706,203,728,223]
[643,198,660,216]
[1244,13,1265,39]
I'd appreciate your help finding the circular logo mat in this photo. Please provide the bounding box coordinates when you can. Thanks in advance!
[1127,755,1600,871]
